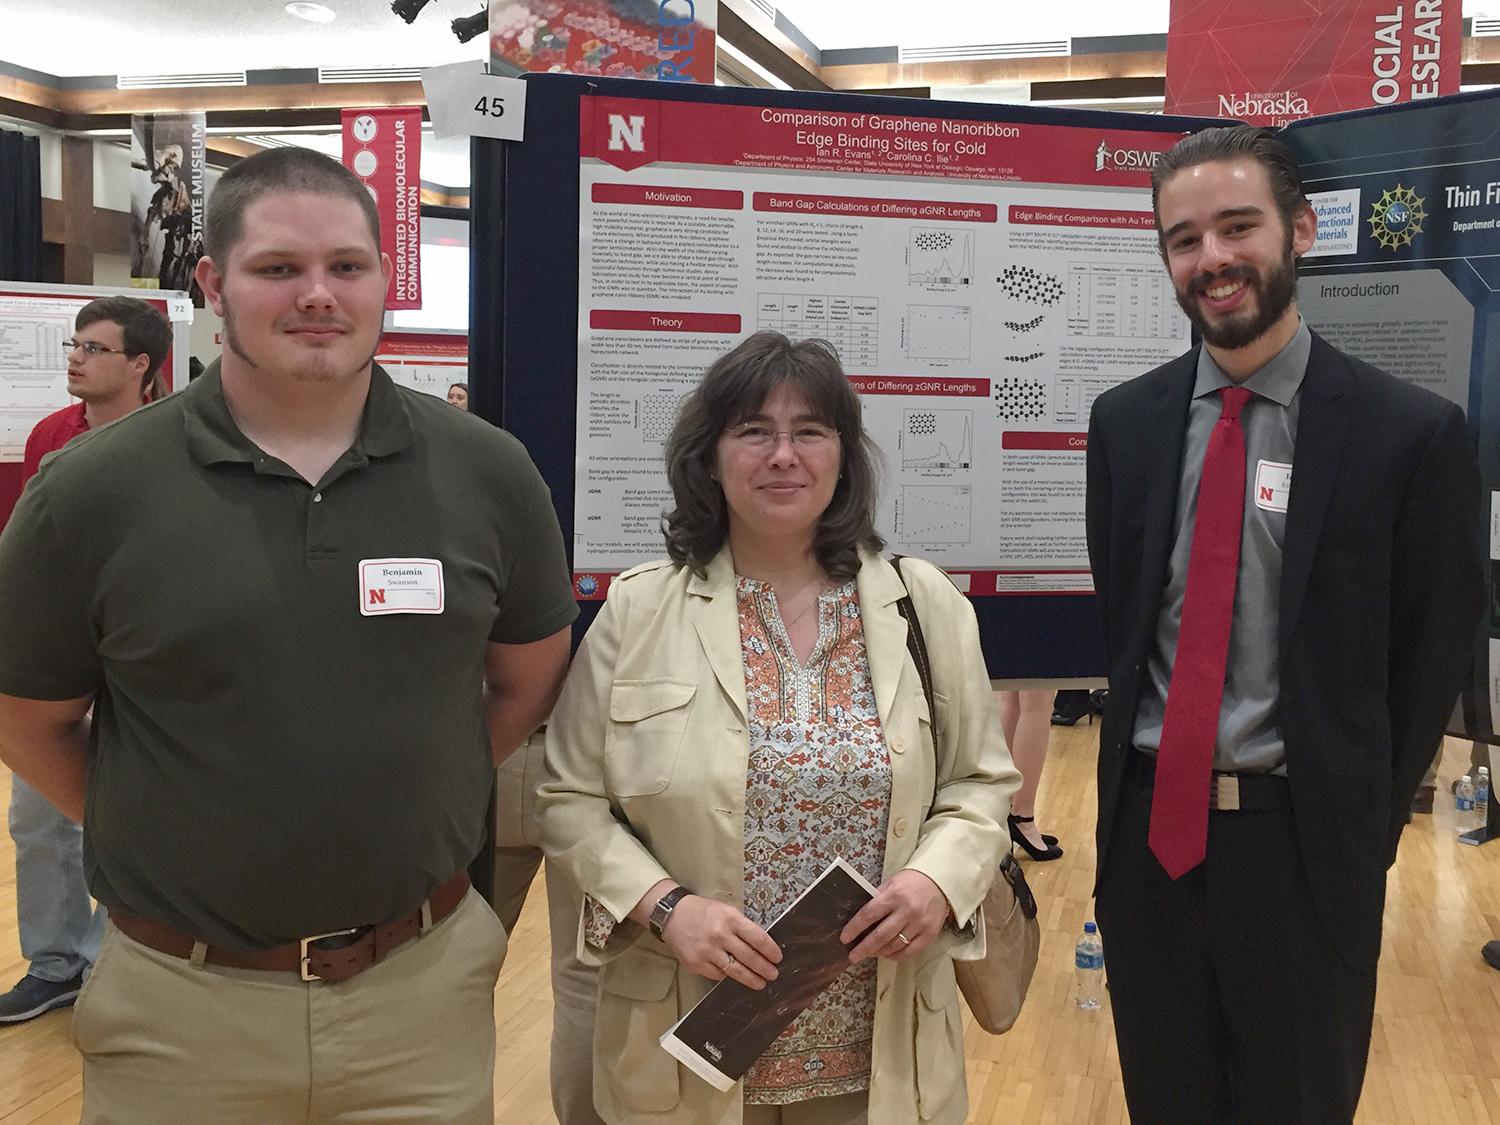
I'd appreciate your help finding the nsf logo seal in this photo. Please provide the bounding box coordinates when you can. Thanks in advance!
[1368,185,1426,250]
[576,574,599,597]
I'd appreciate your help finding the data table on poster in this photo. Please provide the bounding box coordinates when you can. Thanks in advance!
[1066,262,1177,339]
[757,293,879,367]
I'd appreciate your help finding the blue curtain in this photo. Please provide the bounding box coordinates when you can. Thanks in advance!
[0,128,42,282]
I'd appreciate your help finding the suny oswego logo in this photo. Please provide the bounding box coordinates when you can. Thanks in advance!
[595,100,661,171]
[1094,140,1164,175]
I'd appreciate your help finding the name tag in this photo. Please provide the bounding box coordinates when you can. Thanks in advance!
[359,558,445,615]
[1254,460,1292,513]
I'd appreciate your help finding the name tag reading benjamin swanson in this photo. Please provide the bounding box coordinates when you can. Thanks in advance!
[359,558,445,615]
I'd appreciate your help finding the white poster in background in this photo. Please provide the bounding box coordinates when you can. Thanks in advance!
[569,97,1190,598]
[0,295,88,461]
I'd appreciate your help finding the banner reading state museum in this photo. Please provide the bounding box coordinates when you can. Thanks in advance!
[1165,0,1461,125]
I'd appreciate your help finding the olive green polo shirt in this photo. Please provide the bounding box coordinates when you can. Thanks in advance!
[0,361,577,950]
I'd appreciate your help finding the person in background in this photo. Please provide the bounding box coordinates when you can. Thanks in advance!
[0,148,576,1123]
[998,688,1062,860]
[448,381,470,410]
[539,332,1017,1125]
[0,296,171,1026]
[1086,125,1483,1123]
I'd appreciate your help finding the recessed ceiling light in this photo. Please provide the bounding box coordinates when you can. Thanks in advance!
[285,2,336,23]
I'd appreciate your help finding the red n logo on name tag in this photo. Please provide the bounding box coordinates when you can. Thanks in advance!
[369,589,386,605]
[1260,486,1274,502]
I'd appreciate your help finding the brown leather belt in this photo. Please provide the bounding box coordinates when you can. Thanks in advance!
[110,870,470,984]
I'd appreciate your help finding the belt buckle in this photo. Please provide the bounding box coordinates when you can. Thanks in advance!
[299,928,361,981]
[1213,774,1241,812]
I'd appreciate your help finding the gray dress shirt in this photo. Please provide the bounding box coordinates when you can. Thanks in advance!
[1133,319,1312,775]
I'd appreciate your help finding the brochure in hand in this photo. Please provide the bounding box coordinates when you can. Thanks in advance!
[659,857,878,1091]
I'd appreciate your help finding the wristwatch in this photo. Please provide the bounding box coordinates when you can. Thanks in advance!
[648,886,693,940]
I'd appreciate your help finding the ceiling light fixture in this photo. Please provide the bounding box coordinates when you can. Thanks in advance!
[285,2,337,24]
[451,8,488,43]
[391,0,433,23]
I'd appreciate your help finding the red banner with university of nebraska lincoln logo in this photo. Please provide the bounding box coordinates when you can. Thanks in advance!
[1165,0,1461,126]
[341,107,422,310]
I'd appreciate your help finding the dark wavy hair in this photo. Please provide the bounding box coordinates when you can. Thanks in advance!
[662,332,884,582]
[1151,125,1310,255]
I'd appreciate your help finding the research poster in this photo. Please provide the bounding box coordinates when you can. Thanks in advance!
[571,95,1192,598]
[0,293,89,461]
[1286,90,1500,737]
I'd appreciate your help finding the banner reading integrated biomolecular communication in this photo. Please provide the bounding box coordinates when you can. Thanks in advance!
[342,107,423,310]
[569,96,1193,599]
[1166,0,1461,126]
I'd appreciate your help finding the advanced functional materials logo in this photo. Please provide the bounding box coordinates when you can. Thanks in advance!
[1368,185,1426,250]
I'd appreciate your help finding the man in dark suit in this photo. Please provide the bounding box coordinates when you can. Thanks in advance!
[1085,125,1484,1123]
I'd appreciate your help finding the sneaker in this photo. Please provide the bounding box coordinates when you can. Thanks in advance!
[0,973,85,1025]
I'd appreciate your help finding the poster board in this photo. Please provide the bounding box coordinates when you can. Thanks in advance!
[472,74,1223,678]
[1283,88,1500,742]
[0,282,191,528]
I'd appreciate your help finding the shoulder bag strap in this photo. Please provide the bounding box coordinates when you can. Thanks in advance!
[890,555,937,747]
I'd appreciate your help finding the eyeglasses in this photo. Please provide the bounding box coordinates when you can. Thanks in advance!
[63,339,130,358]
[725,422,839,450]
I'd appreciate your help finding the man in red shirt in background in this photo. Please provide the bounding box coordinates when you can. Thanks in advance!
[0,296,170,1024]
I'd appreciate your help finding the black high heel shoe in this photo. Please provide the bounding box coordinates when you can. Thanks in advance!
[1050,689,1095,727]
[1008,814,1063,861]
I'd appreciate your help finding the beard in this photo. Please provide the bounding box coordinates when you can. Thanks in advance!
[221,295,378,384]
[1174,245,1298,351]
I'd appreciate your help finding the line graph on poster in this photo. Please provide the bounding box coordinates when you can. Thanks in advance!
[903,304,971,360]
[908,228,974,287]
[901,409,973,472]
[895,485,972,545]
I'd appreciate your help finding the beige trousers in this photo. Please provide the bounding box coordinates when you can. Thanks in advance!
[73,889,506,1125]
[495,730,602,1125]
[743,1092,869,1125]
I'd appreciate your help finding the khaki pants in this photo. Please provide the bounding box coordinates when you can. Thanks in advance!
[74,889,506,1125]
[743,1092,869,1125]
[495,731,602,1125]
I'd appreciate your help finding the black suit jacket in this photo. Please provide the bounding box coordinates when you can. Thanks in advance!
[1085,331,1484,969]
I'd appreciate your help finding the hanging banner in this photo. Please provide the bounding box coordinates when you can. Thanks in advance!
[1165,0,1462,126]
[129,112,206,301]
[489,0,716,84]
[341,107,423,310]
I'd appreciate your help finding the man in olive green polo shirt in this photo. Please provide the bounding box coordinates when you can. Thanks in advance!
[0,147,576,1124]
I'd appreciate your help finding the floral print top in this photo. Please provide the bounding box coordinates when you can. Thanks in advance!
[737,575,890,1105]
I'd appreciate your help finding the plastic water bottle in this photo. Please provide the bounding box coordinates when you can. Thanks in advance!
[1475,767,1490,833]
[1456,774,1475,834]
[1073,921,1104,1010]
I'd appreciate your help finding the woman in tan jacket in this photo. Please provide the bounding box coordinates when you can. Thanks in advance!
[539,332,1018,1125]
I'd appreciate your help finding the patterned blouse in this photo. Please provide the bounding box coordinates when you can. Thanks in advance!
[580,575,892,1105]
[737,575,891,1105]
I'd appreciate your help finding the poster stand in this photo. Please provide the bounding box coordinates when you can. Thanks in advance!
[469,74,1221,679]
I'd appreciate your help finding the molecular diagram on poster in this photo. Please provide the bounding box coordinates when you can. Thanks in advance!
[993,376,1048,421]
[999,264,1064,306]
[640,391,681,443]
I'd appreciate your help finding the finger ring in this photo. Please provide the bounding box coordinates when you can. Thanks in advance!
[897,932,911,946]
[724,953,736,970]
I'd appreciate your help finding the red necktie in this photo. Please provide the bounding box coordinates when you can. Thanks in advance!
[1149,385,1253,879]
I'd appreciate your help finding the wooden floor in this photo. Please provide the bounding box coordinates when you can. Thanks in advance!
[1,728,1497,1123]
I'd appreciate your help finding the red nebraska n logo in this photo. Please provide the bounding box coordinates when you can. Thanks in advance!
[607,114,646,153]
[369,589,386,605]
[1259,486,1274,502]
